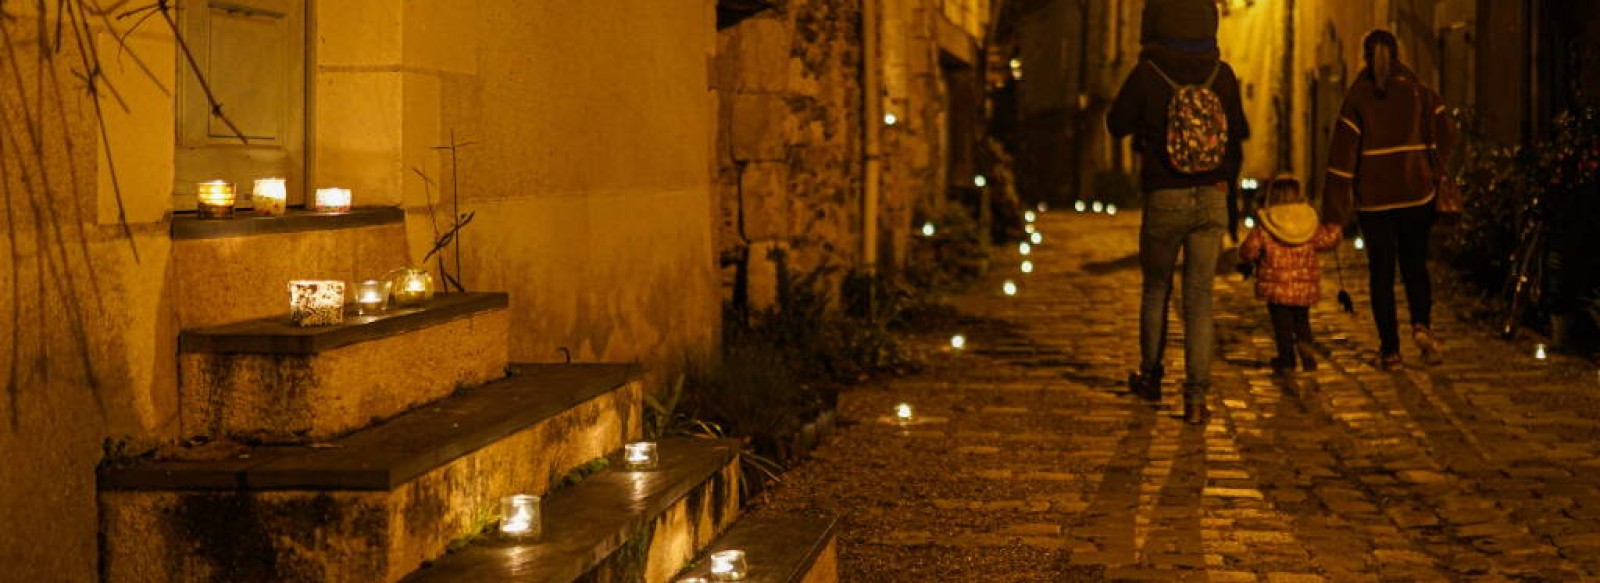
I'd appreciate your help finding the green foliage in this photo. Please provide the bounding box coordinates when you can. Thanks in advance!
[547,457,611,493]
[905,202,990,293]
[1448,107,1600,337]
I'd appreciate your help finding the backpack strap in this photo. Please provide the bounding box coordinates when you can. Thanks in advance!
[1147,61,1223,89]
[1146,61,1180,89]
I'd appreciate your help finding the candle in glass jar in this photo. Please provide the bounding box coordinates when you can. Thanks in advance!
[499,494,541,539]
[314,187,352,213]
[624,441,658,470]
[355,280,386,315]
[196,180,236,220]
[287,280,345,327]
[253,178,287,217]
[709,550,747,581]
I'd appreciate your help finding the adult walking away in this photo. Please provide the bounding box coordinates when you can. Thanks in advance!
[1320,30,1455,370]
[1108,0,1249,425]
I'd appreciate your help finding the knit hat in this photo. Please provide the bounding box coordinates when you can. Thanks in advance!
[1140,0,1220,43]
[1259,203,1320,245]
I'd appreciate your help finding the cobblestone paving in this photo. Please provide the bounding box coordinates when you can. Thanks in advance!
[753,211,1600,582]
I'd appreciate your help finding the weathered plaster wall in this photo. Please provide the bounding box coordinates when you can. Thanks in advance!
[401,0,720,382]
[0,6,182,580]
[714,0,865,307]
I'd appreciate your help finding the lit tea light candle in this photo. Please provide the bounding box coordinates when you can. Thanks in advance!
[921,222,936,237]
[287,280,345,327]
[894,403,914,422]
[1003,280,1017,296]
[355,279,386,315]
[950,334,966,350]
[390,267,435,307]
[252,178,287,217]
[499,494,541,539]
[1037,201,1049,213]
[1025,224,1037,234]
[314,187,352,213]
[1030,232,1043,245]
[1354,236,1365,250]
[1021,260,1034,273]
[1106,203,1119,216]
[1244,217,1257,229]
[1535,344,1548,360]
[196,180,236,220]
[679,579,710,583]
[624,441,658,470]
[974,175,987,188]
[1091,201,1105,214]
[1019,242,1031,256]
[1024,210,1037,223]
[709,550,747,581]
[883,112,899,126]
[1074,200,1087,213]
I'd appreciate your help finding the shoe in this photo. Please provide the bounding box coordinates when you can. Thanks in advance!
[1413,326,1444,365]
[1377,351,1403,371]
[1127,367,1162,402]
[1296,342,1318,372]
[1269,357,1294,376]
[1183,397,1211,425]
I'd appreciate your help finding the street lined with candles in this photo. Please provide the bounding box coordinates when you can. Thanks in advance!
[746,209,1600,581]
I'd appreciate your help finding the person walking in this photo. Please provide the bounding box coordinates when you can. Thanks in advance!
[1239,177,1342,375]
[1320,29,1455,370]
[1108,0,1250,425]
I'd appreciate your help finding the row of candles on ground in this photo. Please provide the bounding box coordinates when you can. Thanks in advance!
[286,268,435,326]
[493,443,752,581]
[195,179,355,219]
[1072,200,1119,215]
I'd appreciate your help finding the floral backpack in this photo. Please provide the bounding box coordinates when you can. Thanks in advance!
[1149,61,1228,174]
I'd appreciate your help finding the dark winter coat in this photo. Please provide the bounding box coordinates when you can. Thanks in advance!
[1107,44,1250,193]
[1320,63,1456,226]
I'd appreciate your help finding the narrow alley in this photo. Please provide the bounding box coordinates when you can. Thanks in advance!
[754,209,1600,582]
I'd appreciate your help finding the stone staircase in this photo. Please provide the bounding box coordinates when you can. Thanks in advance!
[99,209,837,583]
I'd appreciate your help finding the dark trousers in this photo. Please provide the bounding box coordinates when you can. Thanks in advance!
[1357,204,1435,354]
[1267,304,1312,363]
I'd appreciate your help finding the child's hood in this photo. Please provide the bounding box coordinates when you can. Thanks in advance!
[1259,203,1319,245]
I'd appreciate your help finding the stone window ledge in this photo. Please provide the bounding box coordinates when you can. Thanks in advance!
[171,206,404,240]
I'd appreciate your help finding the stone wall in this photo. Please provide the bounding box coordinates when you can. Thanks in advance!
[714,0,865,308]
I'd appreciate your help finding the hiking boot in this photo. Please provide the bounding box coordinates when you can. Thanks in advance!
[1183,396,1211,426]
[1377,351,1403,371]
[1127,367,1162,403]
[1269,357,1294,377]
[1296,342,1318,372]
[1413,325,1444,365]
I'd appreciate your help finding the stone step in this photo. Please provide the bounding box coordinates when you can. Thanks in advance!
[178,292,509,443]
[402,438,743,583]
[173,207,412,329]
[673,515,839,583]
[99,363,644,583]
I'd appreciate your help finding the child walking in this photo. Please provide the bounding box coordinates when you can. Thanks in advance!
[1239,177,1343,373]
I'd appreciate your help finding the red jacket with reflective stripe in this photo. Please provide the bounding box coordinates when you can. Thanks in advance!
[1320,64,1455,226]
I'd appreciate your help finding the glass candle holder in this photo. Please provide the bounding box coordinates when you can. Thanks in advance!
[288,280,345,327]
[253,178,287,217]
[678,578,710,583]
[1003,280,1017,296]
[624,441,658,470]
[894,403,914,423]
[314,187,352,213]
[709,550,747,581]
[196,180,236,220]
[499,494,541,539]
[390,267,435,307]
[355,279,387,315]
[950,334,966,350]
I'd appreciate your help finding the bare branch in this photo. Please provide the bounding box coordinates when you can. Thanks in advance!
[157,1,248,144]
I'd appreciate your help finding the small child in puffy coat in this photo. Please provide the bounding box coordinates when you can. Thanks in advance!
[1239,176,1343,373]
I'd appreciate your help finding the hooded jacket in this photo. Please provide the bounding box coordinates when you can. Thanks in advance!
[1320,63,1456,225]
[1239,212,1343,307]
[1108,44,1250,192]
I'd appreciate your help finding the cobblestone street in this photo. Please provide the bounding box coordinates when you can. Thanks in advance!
[754,210,1600,582]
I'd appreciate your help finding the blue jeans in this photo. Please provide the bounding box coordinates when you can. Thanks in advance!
[1139,185,1227,399]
